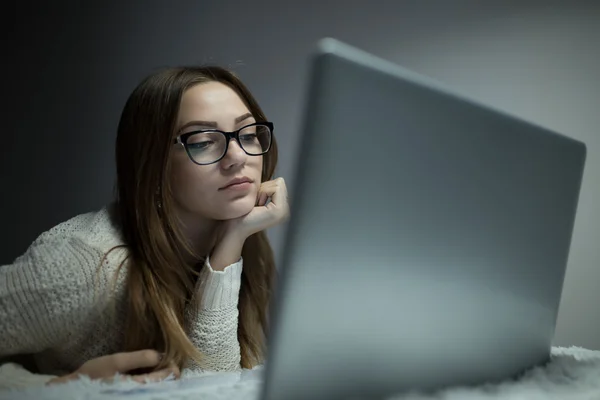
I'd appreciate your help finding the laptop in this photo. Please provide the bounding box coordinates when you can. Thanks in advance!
[261,38,587,400]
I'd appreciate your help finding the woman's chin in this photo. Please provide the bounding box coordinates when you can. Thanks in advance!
[216,200,256,221]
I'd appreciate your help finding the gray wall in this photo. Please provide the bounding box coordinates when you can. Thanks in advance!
[4,1,598,349]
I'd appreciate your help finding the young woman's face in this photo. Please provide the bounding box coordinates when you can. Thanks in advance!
[169,81,263,222]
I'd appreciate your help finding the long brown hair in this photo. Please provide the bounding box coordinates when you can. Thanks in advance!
[114,66,278,369]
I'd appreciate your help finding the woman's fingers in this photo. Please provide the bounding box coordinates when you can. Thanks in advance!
[268,178,288,211]
[47,350,180,385]
[258,178,288,211]
[110,350,162,373]
[129,365,181,383]
[256,190,270,206]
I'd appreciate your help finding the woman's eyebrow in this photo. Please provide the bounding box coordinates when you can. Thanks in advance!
[178,113,254,131]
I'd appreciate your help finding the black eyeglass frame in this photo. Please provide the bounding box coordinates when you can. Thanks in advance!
[173,121,274,166]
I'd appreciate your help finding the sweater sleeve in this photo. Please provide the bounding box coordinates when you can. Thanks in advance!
[184,256,243,372]
[0,237,102,357]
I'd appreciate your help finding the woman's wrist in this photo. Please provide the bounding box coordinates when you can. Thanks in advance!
[209,231,246,271]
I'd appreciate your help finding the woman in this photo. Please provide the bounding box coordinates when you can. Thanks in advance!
[0,66,289,387]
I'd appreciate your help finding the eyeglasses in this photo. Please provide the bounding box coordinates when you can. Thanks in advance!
[173,122,273,165]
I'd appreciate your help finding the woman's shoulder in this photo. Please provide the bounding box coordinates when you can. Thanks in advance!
[11,205,129,277]
[34,204,125,251]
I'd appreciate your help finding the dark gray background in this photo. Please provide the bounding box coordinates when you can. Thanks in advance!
[4,1,599,349]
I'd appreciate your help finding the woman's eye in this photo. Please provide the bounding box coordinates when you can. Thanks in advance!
[240,134,258,142]
[189,141,214,150]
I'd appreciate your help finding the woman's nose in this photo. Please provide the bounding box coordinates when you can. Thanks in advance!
[220,139,247,167]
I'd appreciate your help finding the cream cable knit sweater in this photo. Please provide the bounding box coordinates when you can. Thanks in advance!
[0,206,243,388]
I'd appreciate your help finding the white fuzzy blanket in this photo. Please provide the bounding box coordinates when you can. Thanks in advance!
[1,346,598,400]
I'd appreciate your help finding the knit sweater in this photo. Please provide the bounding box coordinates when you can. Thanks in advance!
[0,206,243,386]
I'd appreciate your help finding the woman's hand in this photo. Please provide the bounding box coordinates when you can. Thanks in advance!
[210,177,290,270]
[234,177,290,238]
[46,350,180,385]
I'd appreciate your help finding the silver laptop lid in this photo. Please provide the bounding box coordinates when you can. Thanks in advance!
[262,38,586,400]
